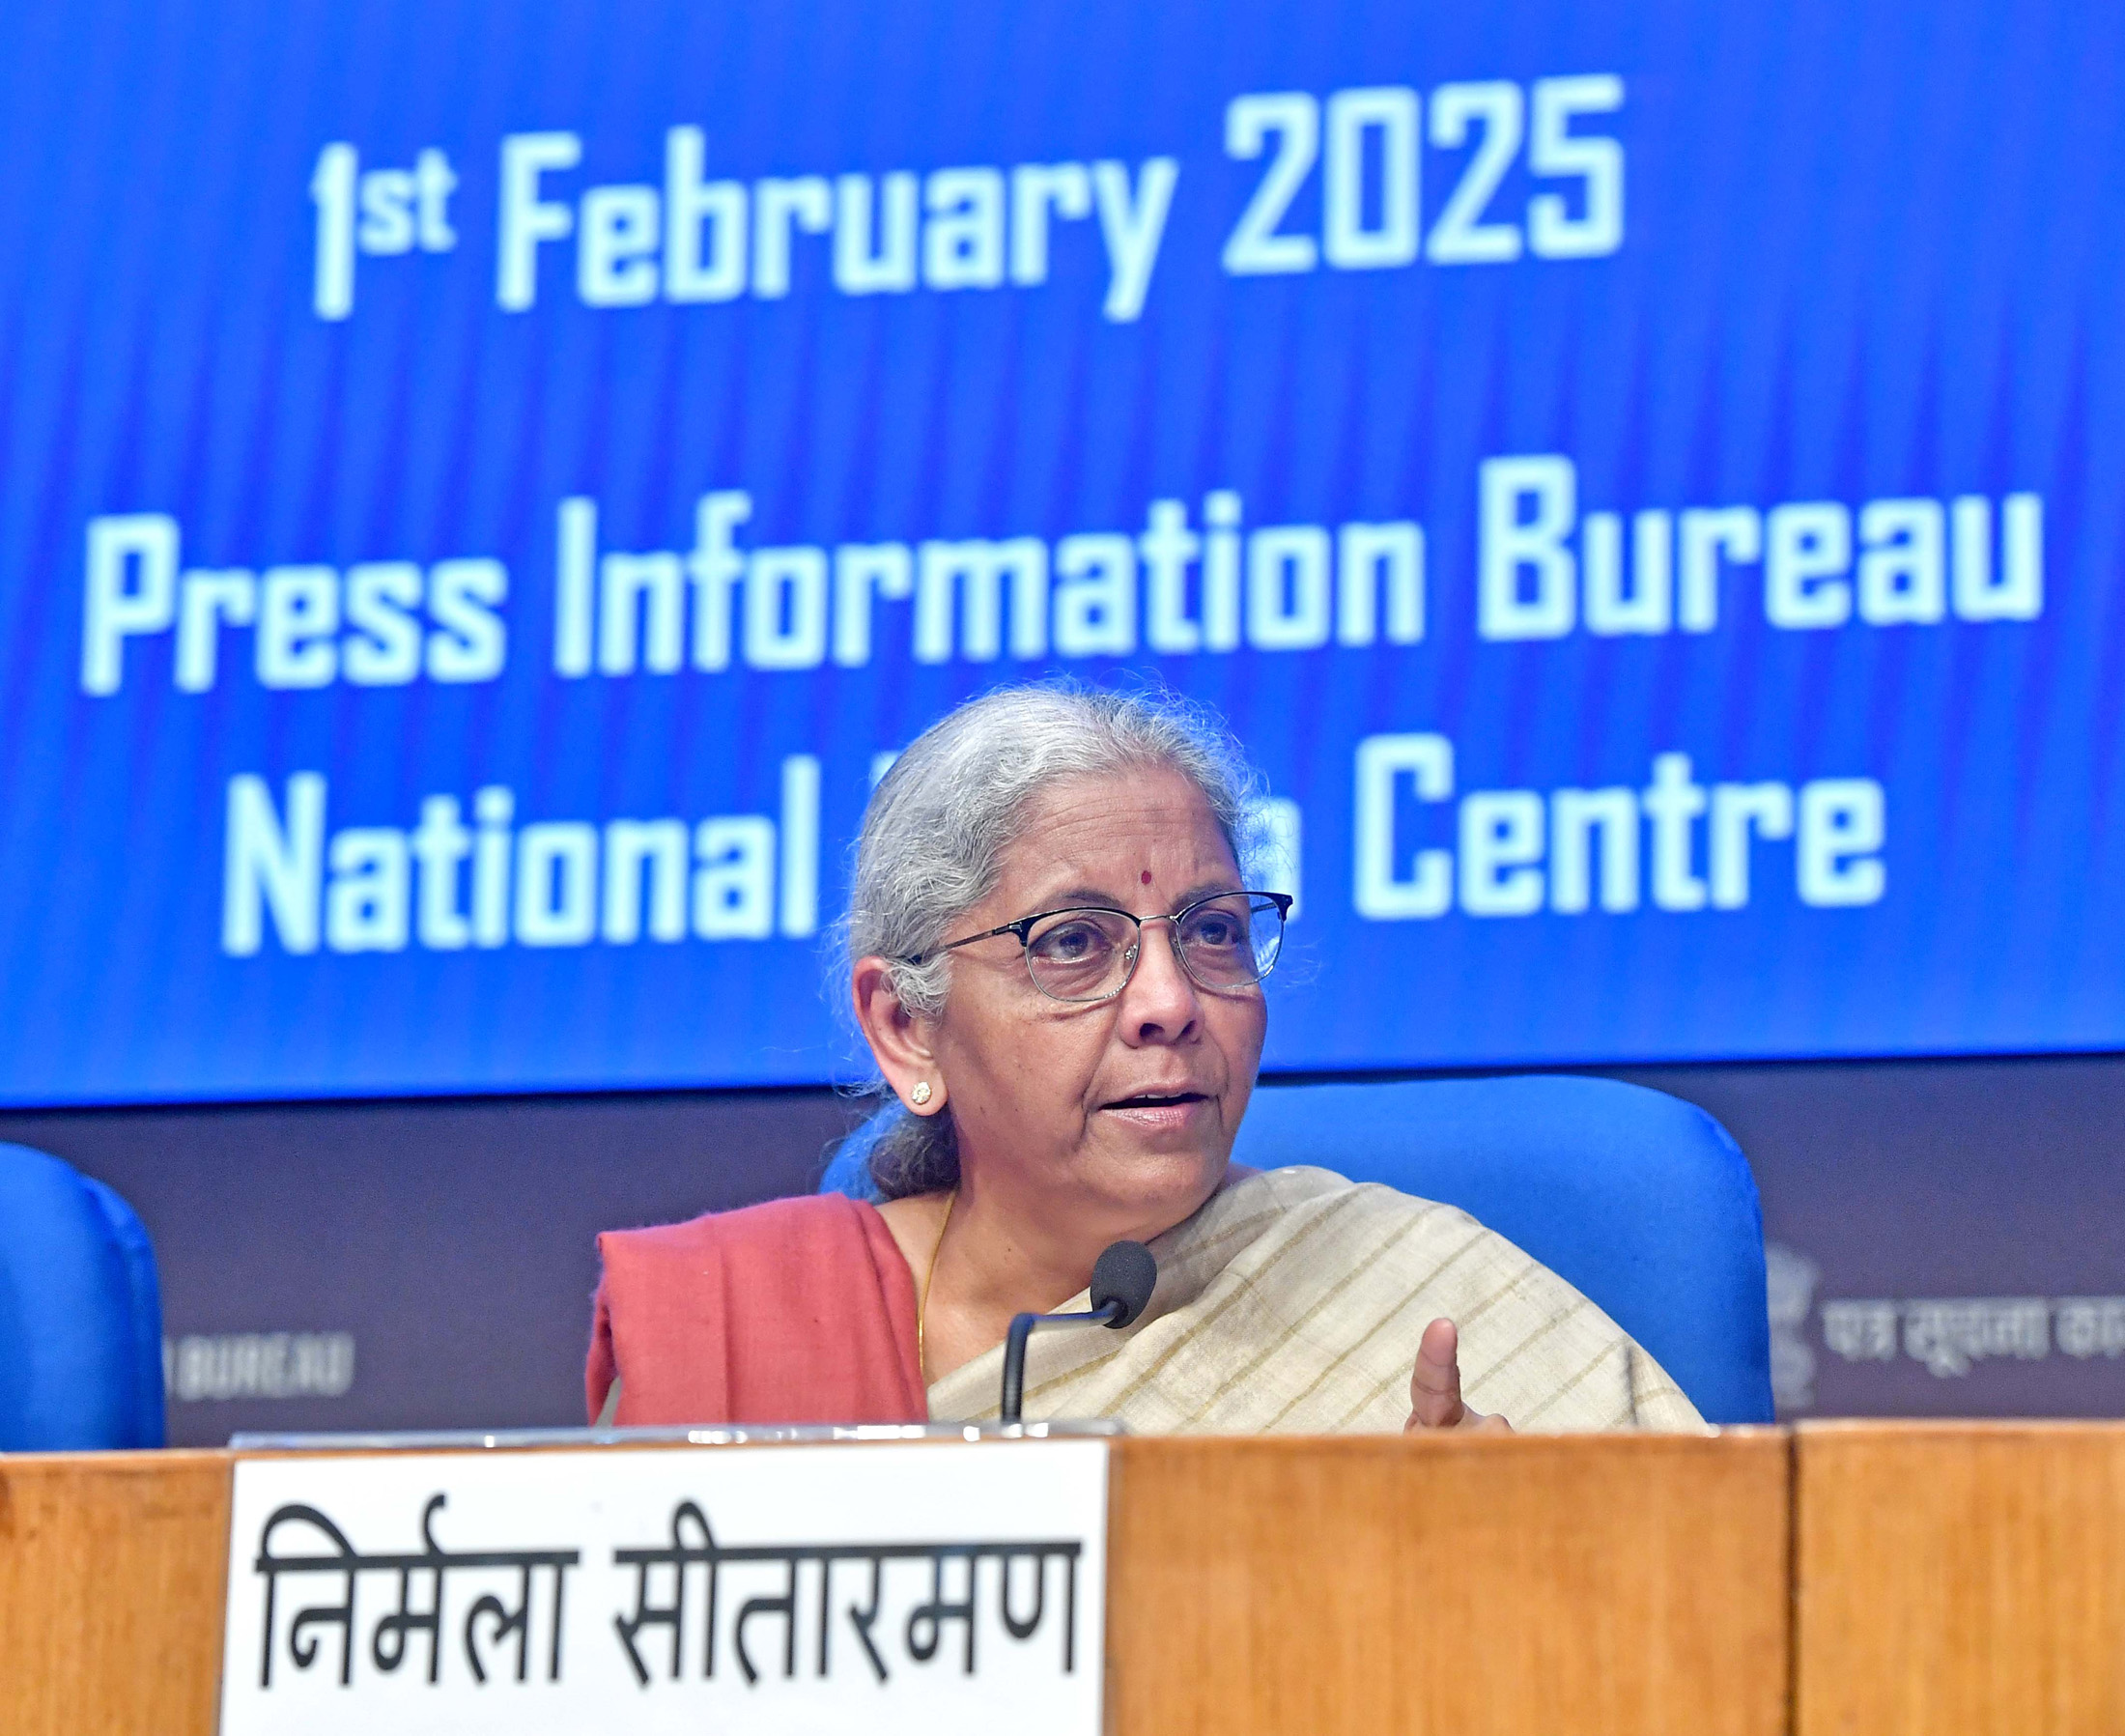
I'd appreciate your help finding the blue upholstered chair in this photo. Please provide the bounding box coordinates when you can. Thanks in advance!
[822,1075,1774,1425]
[0,1144,167,1450]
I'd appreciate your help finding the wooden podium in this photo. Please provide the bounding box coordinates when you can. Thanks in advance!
[2,1425,2119,1735]
[1795,1422,2125,1736]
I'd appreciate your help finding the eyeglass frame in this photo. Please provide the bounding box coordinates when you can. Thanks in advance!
[901,889,1295,1005]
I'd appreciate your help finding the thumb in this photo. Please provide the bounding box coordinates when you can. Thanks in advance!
[1405,1317,1466,1430]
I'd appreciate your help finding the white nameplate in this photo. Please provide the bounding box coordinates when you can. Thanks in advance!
[218,1440,1109,1735]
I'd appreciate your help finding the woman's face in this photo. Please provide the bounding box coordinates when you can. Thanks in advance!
[916,766,1268,1235]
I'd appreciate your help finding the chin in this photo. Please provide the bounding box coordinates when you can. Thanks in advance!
[1080,1139,1230,1223]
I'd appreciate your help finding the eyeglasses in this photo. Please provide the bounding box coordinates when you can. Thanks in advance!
[907,891,1293,1005]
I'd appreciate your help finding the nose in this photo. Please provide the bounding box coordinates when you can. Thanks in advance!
[1116,917,1201,1046]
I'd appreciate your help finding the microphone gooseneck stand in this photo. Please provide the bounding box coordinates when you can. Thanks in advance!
[998,1239,1158,1424]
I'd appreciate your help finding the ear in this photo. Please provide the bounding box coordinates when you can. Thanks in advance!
[851,955,949,1115]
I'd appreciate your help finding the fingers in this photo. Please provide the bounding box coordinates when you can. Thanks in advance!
[1405,1317,1465,1430]
[1404,1317,1516,1434]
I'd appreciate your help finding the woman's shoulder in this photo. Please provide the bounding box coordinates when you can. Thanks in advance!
[600,1190,883,1263]
[589,1190,924,1429]
[1213,1162,1598,1319]
[1195,1165,1706,1430]
[1204,1162,1484,1234]
[596,1192,911,1317]
[1155,1163,1485,1301]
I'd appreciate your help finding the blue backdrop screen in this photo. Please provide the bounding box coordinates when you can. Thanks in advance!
[1,0,2118,1103]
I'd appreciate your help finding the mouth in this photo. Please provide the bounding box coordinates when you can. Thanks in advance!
[1102,1091,1210,1112]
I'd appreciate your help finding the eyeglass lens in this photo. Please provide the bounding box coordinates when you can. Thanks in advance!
[1022,895,1285,1002]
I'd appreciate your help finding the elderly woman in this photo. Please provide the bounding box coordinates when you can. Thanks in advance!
[588,685,1703,1433]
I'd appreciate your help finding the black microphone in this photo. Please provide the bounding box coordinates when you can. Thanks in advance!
[999,1239,1158,1424]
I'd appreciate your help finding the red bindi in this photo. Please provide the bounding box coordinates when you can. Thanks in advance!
[1140,869,1153,884]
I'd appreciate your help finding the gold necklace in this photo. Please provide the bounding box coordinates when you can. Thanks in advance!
[916,1188,956,1383]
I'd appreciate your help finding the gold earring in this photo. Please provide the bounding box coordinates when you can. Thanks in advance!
[910,1081,933,1107]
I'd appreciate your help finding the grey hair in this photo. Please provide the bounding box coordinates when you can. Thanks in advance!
[837,681,1269,1200]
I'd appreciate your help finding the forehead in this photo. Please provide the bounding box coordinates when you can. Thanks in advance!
[996,766,1238,900]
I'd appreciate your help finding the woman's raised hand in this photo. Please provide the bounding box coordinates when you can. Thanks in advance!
[1404,1317,1514,1433]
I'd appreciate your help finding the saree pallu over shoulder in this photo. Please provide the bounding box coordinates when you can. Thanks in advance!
[925,1167,1708,1434]
[586,1193,926,1427]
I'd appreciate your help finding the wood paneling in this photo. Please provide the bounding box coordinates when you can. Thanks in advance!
[1796,1421,2125,1736]
[65,1428,2125,1736]
[0,1437,1792,1736]
[1109,1431,1791,1736]
[0,1450,230,1736]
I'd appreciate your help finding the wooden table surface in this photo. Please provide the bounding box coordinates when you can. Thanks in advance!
[0,1448,231,1735]
[8,1424,2123,1736]
[1795,1421,2125,1736]
[2,1432,1789,1736]
[1109,1431,1788,1736]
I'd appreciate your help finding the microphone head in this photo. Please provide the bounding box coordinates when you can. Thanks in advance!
[1090,1239,1158,1329]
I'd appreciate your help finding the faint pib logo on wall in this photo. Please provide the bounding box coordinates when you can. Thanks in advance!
[161,1330,354,1403]
[1764,1243,2125,1414]
[1765,1244,1822,1412]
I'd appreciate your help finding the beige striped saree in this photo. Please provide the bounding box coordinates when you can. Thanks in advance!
[927,1166,1707,1433]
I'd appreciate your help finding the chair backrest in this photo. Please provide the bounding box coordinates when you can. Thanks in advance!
[821,1076,1774,1425]
[0,1143,167,1450]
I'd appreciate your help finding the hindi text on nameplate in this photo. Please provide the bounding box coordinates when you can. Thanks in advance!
[217,1441,1109,1736]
